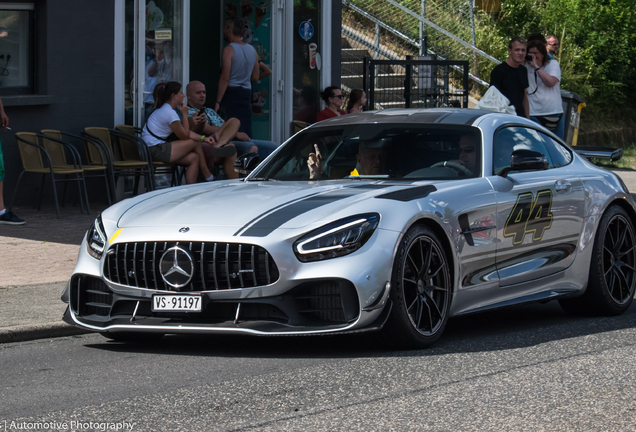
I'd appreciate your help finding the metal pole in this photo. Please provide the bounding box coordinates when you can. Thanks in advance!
[405,56,413,108]
[362,56,369,110]
[369,59,376,110]
[374,23,380,59]
[419,0,426,56]
[469,0,479,79]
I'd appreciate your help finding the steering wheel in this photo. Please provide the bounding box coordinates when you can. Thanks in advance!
[431,161,472,176]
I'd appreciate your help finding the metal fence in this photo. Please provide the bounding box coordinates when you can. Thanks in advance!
[362,57,469,109]
[342,0,500,94]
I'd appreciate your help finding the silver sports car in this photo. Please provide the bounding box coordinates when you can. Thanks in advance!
[62,109,636,348]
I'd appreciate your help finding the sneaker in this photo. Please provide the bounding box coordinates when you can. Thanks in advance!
[0,211,26,225]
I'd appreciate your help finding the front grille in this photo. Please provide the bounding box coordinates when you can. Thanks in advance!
[104,241,280,291]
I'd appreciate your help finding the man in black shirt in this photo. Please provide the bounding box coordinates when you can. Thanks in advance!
[490,37,530,118]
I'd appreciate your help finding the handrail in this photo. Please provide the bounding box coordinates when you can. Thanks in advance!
[342,26,490,88]
[342,26,400,61]
[344,0,418,49]
[383,0,501,64]
[342,0,494,88]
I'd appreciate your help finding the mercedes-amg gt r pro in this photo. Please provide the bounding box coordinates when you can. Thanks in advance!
[62,109,636,348]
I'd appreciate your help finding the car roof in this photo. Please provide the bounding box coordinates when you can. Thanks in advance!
[308,108,512,127]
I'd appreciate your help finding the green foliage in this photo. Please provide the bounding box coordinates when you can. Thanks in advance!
[491,0,636,112]
[344,0,636,118]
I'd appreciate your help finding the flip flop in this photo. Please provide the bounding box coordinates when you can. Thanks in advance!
[207,144,237,158]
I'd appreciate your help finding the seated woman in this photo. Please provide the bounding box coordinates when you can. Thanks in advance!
[142,81,233,184]
[346,89,367,114]
[316,86,346,122]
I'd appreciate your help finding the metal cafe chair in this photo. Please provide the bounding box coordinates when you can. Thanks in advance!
[82,127,153,199]
[11,132,89,218]
[41,129,112,206]
[108,127,156,192]
[114,124,184,188]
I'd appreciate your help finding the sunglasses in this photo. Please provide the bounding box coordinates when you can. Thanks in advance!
[460,146,475,154]
[331,94,344,99]
[548,42,559,46]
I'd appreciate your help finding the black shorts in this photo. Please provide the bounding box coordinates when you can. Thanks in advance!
[148,141,172,164]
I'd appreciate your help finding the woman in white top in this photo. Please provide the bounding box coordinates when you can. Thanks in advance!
[142,81,234,184]
[526,40,565,140]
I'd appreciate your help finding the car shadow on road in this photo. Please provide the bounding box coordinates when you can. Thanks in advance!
[83,300,636,358]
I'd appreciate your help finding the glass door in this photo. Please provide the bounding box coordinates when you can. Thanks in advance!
[123,0,186,127]
[291,0,323,125]
[221,0,273,140]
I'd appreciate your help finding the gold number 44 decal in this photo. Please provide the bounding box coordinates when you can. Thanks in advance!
[504,190,554,244]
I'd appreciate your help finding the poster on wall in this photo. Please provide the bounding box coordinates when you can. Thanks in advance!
[291,2,321,125]
[224,0,272,140]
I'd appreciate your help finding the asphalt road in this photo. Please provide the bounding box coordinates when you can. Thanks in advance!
[2,301,636,431]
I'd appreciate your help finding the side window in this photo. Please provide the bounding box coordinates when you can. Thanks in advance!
[0,4,34,95]
[540,133,573,168]
[493,127,553,175]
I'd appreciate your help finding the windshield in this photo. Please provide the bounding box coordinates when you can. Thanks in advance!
[251,123,482,181]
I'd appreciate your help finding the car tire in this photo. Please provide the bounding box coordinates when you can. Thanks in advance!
[381,224,452,349]
[100,332,165,342]
[559,205,636,316]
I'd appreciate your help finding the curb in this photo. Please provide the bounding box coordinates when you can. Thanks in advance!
[0,322,92,344]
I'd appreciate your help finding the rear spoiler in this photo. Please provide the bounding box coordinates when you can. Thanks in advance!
[573,146,623,162]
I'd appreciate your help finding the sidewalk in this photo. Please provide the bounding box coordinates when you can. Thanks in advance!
[0,202,107,343]
[2,170,636,344]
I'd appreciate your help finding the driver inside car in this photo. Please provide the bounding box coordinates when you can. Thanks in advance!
[308,139,389,180]
[452,134,478,175]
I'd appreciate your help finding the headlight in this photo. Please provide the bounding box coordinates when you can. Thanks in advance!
[294,213,380,262]
[86,214,106,260]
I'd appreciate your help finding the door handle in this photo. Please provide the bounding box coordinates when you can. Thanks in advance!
[555,180,572,192]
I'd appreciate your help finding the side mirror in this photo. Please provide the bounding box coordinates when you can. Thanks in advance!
[499,149,549,177]
[234,152,260,175]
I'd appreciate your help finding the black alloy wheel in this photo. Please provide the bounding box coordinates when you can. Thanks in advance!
[383,225,452,348]
[560,205,636,316]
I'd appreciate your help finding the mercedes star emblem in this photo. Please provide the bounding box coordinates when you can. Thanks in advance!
[159,246,194,289]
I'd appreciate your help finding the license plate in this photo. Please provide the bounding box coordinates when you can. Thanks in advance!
[152,295,202,312]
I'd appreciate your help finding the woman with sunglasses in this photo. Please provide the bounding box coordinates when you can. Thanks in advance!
[316,86,346,122]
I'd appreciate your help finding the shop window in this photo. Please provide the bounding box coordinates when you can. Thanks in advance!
[0,3,34,95]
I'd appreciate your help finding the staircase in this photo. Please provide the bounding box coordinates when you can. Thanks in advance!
[341,30,478,109]
[340,0,495,109]
[340,30,410,109]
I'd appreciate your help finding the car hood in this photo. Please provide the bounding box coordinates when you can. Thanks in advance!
[114,180,436,232]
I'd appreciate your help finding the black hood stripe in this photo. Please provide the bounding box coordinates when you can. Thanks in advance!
[233,192,323,237]
[376,185,437,201]
[240,191,359,237]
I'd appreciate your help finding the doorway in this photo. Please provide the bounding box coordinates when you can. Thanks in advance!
[121,0,187,128]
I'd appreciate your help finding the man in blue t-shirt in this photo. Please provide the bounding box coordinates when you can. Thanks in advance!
[186,81,279,160]
[546,35,559,60]
[490,37,530,118]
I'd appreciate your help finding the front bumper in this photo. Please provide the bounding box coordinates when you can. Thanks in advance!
[63,228,397,336]
[64,275,393,334]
